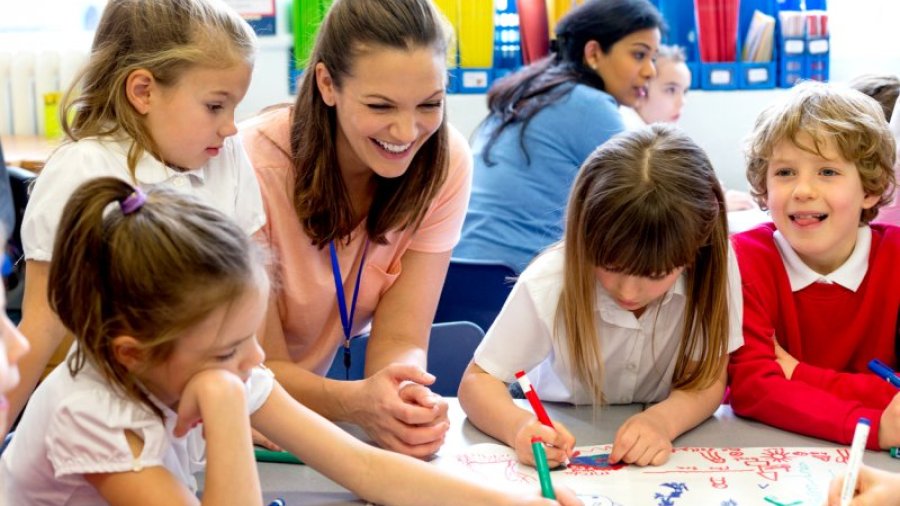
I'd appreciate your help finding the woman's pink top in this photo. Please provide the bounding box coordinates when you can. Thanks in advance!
[240,108,472,374]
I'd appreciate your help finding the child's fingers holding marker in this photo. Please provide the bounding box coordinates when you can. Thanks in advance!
[512,486,583,506]
[547,420,576,459]
[551,486,584,506]
[826,465,900,506]
[514,419,570,467]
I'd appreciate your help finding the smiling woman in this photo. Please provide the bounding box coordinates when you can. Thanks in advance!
[239,0,472,459]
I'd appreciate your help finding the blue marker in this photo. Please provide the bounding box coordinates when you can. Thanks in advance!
[867,359,900,459]
[267,499,285,506]
[868,359,900,388]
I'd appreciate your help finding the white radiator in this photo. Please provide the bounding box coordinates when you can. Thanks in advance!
[0,49,88,137]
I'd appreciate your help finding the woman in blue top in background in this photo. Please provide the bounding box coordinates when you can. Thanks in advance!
[454,0,664,272]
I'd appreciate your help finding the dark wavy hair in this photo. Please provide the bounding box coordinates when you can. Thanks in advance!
[480,0,663,165]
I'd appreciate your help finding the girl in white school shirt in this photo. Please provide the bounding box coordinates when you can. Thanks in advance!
[1,178,581,506]
[459,125,744,468]
[9,0,265,430]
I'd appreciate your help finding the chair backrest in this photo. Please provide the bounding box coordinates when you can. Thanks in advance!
[325,321,486,397]
[434,258,517,333]
[7,166,36,257]
[427,321,484,396]
[325,336,369,381]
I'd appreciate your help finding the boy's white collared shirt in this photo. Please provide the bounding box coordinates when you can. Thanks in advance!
[773,226,871,292]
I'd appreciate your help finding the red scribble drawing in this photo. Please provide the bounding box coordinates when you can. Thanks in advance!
[697,448,726,464]
[710,476,728,489]
[836,448,850,464]
[762,447,789,462]
[456,452,535,484]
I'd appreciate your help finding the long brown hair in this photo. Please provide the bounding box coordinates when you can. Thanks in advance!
[61,0,256,177]
[290,0,451,247]
[557,124,730,403]
[48,177,260,420]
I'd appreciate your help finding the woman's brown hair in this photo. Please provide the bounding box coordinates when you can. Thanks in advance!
[48,177,260,420]
[290,0,452,247]
[557,124,730,403]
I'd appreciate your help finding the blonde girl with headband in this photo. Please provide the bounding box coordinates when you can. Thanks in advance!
[9,0,265,430]
[1,178,582,506]
[459,125,743,468]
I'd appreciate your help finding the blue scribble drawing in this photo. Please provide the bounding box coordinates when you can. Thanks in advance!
[654,482,689,506]
[720,500,738,506]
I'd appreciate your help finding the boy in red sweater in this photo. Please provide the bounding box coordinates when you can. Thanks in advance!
[728,81,900,450]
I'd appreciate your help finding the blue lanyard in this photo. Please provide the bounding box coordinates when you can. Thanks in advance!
[329,239,369,379]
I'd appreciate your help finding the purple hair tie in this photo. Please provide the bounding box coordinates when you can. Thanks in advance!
[119,187,147,215]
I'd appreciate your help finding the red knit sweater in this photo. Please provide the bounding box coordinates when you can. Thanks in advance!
[728,223,900,449]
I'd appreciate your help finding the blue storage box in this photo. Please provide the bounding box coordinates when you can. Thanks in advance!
[738,61,777,89]
[700,62,739,90]
[491,67,514,83]
[445,70,459,94]
[451,68,493,94]
[777,36,805,87]
[686,61,701,90]
[804,36,829,82]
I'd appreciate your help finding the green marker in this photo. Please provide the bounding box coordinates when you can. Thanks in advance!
[531,437,556,500]
[254,447,304,465]
[764,495,803,506]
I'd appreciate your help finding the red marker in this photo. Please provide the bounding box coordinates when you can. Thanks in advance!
[515,370,553,428]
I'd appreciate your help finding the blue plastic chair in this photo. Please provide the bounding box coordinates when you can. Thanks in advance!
[326,321,486,397]
[433,258,517,333]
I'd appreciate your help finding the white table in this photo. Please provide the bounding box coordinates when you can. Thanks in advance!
[253,400,900,504]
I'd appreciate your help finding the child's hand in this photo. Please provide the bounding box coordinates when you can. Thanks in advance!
[350,363,450,458]
[509,485,583,505]
[173,369,248,438]
[513,417,575,468]
[773,340,799,379]
[610,411,672,466]
[878,392,900,448]
[826,464,900,505]
[251,427,282,451]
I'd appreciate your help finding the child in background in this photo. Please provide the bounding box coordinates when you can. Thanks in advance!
[618,46,755,214]
[0,178,581,506]
[619,44,691,128]
[849,73,900,226]
[727,82,900,450]
[9,0,266,431]
[458,125,743,468]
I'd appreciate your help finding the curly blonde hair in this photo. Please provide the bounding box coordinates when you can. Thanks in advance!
[745,81,896,224]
